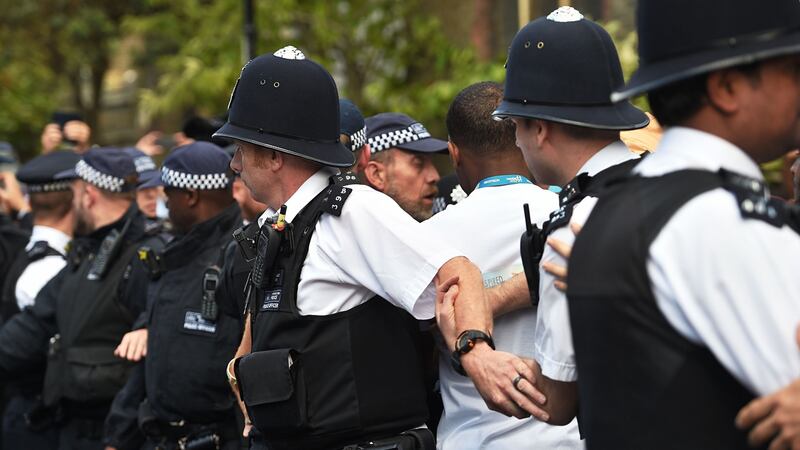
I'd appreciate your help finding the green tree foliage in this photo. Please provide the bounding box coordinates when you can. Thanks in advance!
[0,0,151,159]
[131,0,505,137]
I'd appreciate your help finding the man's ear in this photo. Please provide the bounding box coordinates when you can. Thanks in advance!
[535,119,550,148]
[186,189,200,207]
[269,149,284,171]
[84,184,98,209]
[706,69,746,116]
[355,145,371,174]
[363,159,388,191]
[448,140,461,169]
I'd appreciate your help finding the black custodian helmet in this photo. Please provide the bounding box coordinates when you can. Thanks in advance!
[614,0,800,101]
[213,46,355,168]
[493,7,648,131]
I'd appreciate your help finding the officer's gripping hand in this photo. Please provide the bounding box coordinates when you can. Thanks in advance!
[114,329,148,362]
[541,222,581,293]
[435,275,460,349]
[461,344,550,422]
[736,325,800,450]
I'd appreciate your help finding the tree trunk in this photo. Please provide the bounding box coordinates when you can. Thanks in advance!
[471,0,494,62]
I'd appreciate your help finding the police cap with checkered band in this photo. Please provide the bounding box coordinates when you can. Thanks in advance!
[16,151,81,193]
[365,113,448,155]
[122,147,162,190]
[613,0,800,101]
[56,147,138,193]
[161,141,232,191]
[493,7,648,130]
[339,99,367,153]
[213,46,354,168]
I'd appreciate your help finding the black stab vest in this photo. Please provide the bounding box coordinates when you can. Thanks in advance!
[567,169,785,450]
[521,157,641,304]
[1,241,62,322]
[246,177,428,450]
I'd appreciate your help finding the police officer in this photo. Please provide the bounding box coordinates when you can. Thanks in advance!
[213,45,536,450]
[122,147,164,231]
[447,6,648,423]
[105,142,243,450]
[0,148,160,450]
[0,142,31,290]
[363,113,445,221]
[564,0,800,448]
[0,150,80,450]
[339,99,369,174]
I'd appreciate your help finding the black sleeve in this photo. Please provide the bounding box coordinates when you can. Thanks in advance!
[217,241,248,325]
[0,268,63,379]
[104,361,146,450]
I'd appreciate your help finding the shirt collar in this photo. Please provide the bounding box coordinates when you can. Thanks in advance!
[634,127,764,180]
[257,167,338,227]
[27,225,71,255]
[575,140,637,178]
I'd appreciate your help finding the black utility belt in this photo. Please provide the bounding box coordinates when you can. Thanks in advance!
[342,428,435,450]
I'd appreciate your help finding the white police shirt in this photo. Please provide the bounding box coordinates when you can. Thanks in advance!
[420,177,582,450]
[257,168,460,318]
[15,225,70,310]
[534,141,638,382]
[631,127,800,395]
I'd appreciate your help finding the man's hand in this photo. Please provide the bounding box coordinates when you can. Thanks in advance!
[461,344,549,421]
[0,172,30,214]
[435,275,460,349]
[135,131,164,156]
[40,123,63,153]
[736,326,800,449]
[541,223,581,292]
[114,329,148,362]
[63,120,91,152]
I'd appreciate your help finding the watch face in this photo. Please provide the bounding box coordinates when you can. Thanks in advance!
[456,330,494,354]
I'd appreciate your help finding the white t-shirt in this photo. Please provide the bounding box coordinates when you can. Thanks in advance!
[534,141,638,382]
[257,168,460,318]
[15,225,70,310]
[421,178,582,450]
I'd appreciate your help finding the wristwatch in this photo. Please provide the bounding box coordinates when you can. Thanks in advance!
[450,330,495,376]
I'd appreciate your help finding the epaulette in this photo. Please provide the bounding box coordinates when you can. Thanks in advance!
[27,241,51,260]
[322,172,359,217]
[719,169,785,228]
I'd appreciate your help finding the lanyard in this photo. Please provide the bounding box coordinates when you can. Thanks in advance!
[475,174,533,189]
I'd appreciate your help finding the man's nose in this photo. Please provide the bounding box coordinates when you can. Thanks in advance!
[230,148,243,173]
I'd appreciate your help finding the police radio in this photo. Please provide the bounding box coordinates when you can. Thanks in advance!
[243,206,287,315]
[201,267,220,321]
[520,203,546,306]
[87,216,133,281]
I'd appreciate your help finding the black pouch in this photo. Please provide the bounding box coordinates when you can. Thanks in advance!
[235,348,307,436]
[62,346,132,402]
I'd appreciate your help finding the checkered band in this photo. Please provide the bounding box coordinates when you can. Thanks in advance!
[27,181,72,193]
[368,123,432,154]
[75,159,126,192]
[161,167,231,190]
[133,155,157,173]
[350,125,367,151]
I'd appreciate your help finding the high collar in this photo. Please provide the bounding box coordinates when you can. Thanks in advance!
[257,167,339,227]
[163,203,242,266]
[575,140,638,179]
[634,127,764,180]
[82,203,145,248]
[27,225,71,254]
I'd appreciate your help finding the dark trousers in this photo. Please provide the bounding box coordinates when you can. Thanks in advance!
[56,417,105,450]
[2,394,59,450]
[142,437,241,450]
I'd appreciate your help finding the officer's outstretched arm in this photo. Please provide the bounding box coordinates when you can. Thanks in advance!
[0,269,62,378]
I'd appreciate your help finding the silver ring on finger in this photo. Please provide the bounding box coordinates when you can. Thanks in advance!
[512,374,523,390]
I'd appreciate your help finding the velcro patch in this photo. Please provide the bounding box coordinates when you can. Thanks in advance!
[261,289,282,311]
[183,310,217,334]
